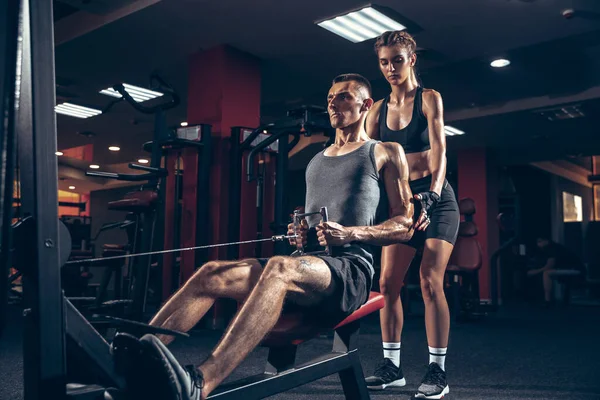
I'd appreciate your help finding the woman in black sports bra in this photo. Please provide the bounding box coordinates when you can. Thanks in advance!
[364,31,459,399]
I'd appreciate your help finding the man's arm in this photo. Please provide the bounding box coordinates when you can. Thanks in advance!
[528,257,556,276]
[541,258,556,271]
[347,142,414,245]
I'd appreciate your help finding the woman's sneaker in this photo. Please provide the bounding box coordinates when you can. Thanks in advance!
[415,362,449,399]
[364,358,406,390]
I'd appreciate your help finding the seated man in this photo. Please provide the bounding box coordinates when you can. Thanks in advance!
[527,235,584,306]
[129,73,416,400]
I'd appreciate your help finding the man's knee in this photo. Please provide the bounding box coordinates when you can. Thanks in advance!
[262,256,296,284]
[543,270,551,278]
[185,261,225,293]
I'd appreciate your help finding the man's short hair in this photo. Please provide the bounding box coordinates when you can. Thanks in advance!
[332,73,372,100]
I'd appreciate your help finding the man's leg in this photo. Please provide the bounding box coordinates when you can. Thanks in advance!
[139,255,336,400]
[198,255,335,396]
[149,259,264,345]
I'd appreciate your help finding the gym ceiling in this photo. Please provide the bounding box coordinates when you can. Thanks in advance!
[52,0,600,192]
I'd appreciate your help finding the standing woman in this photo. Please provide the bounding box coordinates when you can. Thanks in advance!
[364,30,460,400]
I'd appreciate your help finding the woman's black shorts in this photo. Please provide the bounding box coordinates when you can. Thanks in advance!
[406,174,460,249]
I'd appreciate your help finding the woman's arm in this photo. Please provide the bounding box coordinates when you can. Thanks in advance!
[422,89,447,196]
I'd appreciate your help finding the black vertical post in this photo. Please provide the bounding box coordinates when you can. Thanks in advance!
[150,109,167,186]
[18,0,67,399]
[0,0,20,338]
[197,124,212,263]
[228,127,242,260]
[273,133,289,255]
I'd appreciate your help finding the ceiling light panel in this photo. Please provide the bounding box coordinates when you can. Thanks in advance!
[55,103,102,119]
[317,6,407,43]
[100,83,163,103]
[445,125,465,136]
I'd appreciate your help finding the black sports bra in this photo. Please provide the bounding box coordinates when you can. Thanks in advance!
[378,86,430,153]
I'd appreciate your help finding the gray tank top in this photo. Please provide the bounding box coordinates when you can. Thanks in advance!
[304,140,388,270]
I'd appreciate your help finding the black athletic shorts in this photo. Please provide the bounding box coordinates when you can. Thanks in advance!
[257,253,373,326]
[406,174,460,248]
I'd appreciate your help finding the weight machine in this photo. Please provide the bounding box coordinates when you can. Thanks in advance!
[0,3,381,400]
[228,105,332,260]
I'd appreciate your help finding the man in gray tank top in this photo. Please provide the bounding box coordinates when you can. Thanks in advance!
[125,74,416,400]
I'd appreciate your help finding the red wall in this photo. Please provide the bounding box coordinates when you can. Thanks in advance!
[457,148,491,300]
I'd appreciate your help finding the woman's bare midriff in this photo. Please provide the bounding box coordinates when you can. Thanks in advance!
[406,149,434,181]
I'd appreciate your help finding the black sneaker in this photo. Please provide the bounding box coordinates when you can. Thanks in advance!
[416,362,449,399]
[365,358,406,390]
[139,334,204,400]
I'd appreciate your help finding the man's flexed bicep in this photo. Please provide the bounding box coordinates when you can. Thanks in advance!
[381,142,414,238]
[321,142,415,247]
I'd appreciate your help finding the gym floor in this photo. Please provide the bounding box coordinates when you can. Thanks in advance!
[1,302,599,400]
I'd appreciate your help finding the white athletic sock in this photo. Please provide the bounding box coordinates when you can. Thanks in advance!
[383,342,401,367]
[428,347,447,371]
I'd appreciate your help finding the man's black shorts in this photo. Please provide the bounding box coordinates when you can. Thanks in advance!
[257,253,372,326]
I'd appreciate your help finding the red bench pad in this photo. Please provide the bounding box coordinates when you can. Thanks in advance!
[262,291,384,346]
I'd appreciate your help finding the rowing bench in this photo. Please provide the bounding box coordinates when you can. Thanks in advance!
[208,291,384,399]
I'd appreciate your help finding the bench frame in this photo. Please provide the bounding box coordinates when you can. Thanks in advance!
[209,319,370,399]
[62,287,378,400]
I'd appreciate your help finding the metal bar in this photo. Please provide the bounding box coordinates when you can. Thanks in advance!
[19,0,67,399]
[273,134,289,255]
[246,131,286,182]
[66,384,108,400]
[337,351,370,400]
[227,127,243,260]
[0,0,20,338]
[208,350,358,399]
[197,124,212,263]
[14,199,87,211]
[64,299,126,389]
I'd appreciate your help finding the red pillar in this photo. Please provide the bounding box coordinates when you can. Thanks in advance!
[186,45,261,328]
[456,148,498,302]
[187,45,261,261]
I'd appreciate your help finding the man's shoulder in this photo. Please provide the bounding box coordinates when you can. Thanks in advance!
[373,141,407,171]
[374,141,406,156]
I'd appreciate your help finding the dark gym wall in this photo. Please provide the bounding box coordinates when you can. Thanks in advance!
[507,165,552,245]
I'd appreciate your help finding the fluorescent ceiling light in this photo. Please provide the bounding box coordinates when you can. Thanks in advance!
[55,103,102,119]
[537,104,585,121]
[89,164,100,169]
[490,58,510,68]
[55,151,63,156]
[317,6,407,43]
[100,83,164,103]
[180,122,188,127]
[68,186,75,190]
[108,146,120,151]
[445,125,465,136]
[137,159,149,164]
